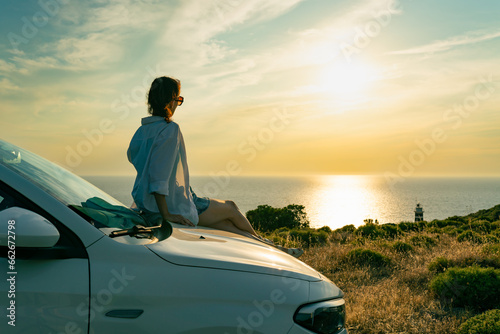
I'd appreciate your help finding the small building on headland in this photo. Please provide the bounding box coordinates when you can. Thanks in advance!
[415,203,424,222]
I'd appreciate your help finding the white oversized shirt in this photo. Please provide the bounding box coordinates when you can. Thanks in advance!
[127,116,199,225]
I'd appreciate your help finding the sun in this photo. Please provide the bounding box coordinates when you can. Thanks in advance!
[317,61,377,97]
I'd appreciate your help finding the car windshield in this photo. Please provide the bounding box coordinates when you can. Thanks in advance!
[0,139,143,230]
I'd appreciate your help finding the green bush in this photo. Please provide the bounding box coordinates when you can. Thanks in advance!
[332,225,356,243]
[456,309,500,334]
[288,228,329,248]
[265,227,330,248]
[469,204,500,223]
[428,218,464,228]
[428,257,451,274]
[246,204,309,232]
[458,231,499,244]
[355,220,383,239]
[492,221,500,231]
[441,225,460,236]
[317,226,332,234]
[485,234,499,243]
[409,235,436,247]
[483,244,500,256]
[470,220,493,233]
[398,222,427,232]
[344,248,392,268]
[429,266,500,309]
[461,256,500,269]
[392,241,413,254]
[334,224,356,234]
[428,256,500,273]
[267,232,300,249]
[380,223,401,239]
[458,230,484,243]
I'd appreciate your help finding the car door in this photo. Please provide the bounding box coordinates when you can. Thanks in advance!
[0,184,90,333]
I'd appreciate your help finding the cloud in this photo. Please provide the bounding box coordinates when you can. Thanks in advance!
[51,33,123,68]
[159,0,305,64]
[5,0,173,72]
[163,0,304,42]
[0,78,20,92]
[0,55,28,74]
[56,0,169,32]
[0,59,18,73]
[10,55,68,70]
[389,30,500,55]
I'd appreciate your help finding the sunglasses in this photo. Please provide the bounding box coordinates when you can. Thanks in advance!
[175,96,184,106]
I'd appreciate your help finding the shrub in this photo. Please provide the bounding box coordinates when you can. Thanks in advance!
[398,221,422,233]
[246,204,309,232]
[426,227,443,234]
[469,204,500,223]
[267,232,300,249]
[492,220,500,231]
[456,309,500,334]
[409,235,436,247]
[344,248,392,268]
[441,225,460,236]
[332,225,356,243]
[486,235,499,243]
[380,223,401,239]
[392,241,413,254]
[334,224,356,233]
[483,244,500,256]
[317,226,332,234]
[457,230,498,244]
[458,230,483,243]
[355,221,383,239]
[429,266,500,309]
[428,256,500,273]
[288,228,329,248]
[458,256,500,269]
[428,218,464,228]
[428,257,451,274]
[470,220,493,233]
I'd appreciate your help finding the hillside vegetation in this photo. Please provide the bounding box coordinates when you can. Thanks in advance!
[247,204,500,334]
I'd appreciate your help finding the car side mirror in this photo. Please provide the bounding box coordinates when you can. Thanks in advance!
[0,207,60,248]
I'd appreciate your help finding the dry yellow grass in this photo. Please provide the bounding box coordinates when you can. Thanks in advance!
[299,233,488,334]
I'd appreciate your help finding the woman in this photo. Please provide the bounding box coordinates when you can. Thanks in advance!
[127,76,303,257]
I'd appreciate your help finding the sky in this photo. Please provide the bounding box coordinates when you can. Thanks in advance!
[1,0,499,178]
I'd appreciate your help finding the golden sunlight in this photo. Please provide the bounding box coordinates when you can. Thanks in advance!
[317,61,377,97]
[307,175,380,228]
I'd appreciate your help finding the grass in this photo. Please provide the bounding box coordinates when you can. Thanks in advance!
[300,234,486,333]
[252,204,500,334]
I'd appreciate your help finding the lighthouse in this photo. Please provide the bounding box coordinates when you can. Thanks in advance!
[415,203,424,222]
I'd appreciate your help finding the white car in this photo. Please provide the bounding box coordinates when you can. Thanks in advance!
[0,139,348,334]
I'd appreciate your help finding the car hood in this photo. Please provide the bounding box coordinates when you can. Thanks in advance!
[146,225,323,281]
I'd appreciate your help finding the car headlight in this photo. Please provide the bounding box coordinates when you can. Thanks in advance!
[294,298,346,334]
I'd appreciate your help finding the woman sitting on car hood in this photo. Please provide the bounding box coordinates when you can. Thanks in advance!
[127,76,303,258]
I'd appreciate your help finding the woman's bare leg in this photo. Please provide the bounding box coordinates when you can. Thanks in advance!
[198,199,258,237]
[198,199,304,258]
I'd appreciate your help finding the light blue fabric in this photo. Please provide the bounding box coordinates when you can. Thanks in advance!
[190,187,210,215]
[127,116,199,225]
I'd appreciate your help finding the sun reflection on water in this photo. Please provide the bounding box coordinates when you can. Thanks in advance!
[305,175,383,229]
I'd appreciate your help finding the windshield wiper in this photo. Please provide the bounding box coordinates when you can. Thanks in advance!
[110,225,163,238]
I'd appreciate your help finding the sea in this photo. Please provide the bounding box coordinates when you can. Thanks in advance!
[82,175,500,230]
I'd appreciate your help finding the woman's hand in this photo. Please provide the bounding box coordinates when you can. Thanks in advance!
[153,192,195,227]
[163,213,195,227]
